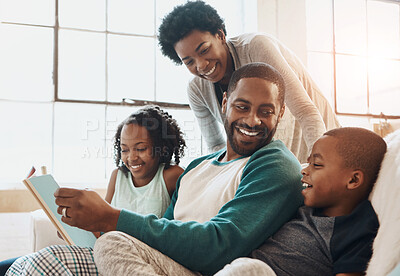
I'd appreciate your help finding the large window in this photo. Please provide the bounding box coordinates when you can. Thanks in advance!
[306,0,400,119]
[0,0,257,188]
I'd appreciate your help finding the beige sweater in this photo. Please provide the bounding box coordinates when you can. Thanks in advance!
[187,32,340,162]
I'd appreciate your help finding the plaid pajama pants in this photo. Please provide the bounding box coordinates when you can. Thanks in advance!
[6,245,99,276]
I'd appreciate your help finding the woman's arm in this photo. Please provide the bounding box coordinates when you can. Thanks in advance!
[163,165,184,197]
[187,80,226,152]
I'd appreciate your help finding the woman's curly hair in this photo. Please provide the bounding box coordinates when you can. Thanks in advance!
[158,0,226,65]
[113,105,186,174]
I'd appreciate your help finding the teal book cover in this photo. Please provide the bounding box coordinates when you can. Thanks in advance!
[24,174,96,248]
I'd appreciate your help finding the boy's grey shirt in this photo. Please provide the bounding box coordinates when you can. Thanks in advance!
[251,200,379,275]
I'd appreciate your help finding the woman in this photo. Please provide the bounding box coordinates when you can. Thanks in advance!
[158,0,340,162]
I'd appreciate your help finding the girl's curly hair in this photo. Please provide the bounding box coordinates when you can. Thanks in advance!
[158,0,226,65]
[113,105,186,174]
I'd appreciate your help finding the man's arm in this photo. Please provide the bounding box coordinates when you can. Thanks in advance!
[116,142,303,275]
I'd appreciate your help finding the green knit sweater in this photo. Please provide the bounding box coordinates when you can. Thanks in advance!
[116,140,303,275]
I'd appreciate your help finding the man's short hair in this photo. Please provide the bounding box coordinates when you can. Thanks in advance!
[324,127,387,192]
[227,62,286,108]
[158,0,226,65]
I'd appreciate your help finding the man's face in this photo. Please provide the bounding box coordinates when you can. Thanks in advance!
[222,77,284,160]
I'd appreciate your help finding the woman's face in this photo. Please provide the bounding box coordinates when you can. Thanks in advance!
[174,30,232,85]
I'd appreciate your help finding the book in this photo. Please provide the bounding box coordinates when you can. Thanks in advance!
[23,168,97,248]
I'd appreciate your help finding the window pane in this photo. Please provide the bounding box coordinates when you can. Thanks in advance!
[369,58,400,116]
[334,0,367,55]
[108,34,154,102]
[206,0,257,36]
[306,0,333,52]
[0,25,54,101]
[0,102,52,187]
[367,0,400,59]
[307,52,335,107]
[58,29,106,101]
[155,50,192,104]
[335,55,368,114]
[59,0,106,31]
[0,0,54,26]
[53,103,106,186]
[108,0,154,35]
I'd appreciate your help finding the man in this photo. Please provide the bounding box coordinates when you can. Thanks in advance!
[5,63,303,276]
[93,62,303,275]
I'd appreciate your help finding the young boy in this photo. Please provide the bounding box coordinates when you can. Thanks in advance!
[216,127,387,276]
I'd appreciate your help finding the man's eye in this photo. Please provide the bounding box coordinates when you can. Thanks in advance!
[261,110,273,116]
[121,149,128,153]
[185,60,193,66]
[236,105,247,111]
[136,148,147,152]
[313,163,322,167]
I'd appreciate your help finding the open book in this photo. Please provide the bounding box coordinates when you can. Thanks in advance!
[23,167,96,248]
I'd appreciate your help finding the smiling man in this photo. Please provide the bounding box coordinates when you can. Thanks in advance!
[5,63,303,276]
[93,63,303,275]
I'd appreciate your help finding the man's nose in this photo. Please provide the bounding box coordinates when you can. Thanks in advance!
[244,111,261,127]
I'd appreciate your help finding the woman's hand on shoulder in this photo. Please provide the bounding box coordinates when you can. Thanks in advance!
[163,165,184,197]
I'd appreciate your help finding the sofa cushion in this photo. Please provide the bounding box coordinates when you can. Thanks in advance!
[367,129,400,275]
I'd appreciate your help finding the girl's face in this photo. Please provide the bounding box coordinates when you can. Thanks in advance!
[174,30,233,86]
[120,124,160,187]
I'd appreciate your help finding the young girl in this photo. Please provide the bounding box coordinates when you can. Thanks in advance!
[105,105,186,218]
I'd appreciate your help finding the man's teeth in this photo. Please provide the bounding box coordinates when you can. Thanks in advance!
[302,183,312,188]
[203,65,216,76]
[238,128,260,136]
[131,165,142,169]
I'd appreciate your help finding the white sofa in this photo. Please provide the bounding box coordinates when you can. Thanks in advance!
[30,129,400,275]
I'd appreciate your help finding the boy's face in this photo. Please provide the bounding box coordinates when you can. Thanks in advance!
[301,135,354,216]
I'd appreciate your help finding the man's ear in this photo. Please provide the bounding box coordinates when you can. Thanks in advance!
[221,92,228,114]
[277,104,285,122]
[347,170,364,190]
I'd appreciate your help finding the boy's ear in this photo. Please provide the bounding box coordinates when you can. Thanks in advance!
[221,92,228,114]
[347,170,364,190]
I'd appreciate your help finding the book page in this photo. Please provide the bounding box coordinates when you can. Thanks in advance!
[24,174,96,248]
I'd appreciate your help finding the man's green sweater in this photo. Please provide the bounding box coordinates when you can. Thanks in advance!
[116,140,303,275]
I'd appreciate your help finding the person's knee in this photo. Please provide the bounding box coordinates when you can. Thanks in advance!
[94,231,127,257]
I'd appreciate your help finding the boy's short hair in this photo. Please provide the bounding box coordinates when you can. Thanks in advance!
[158,0,226,65]
[227,62,286,108]
[324,127,387,193]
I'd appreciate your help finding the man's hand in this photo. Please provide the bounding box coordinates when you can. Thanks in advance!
[55,188,120,233]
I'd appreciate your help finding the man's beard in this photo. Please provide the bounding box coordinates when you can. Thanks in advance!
[224,120,278,157]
